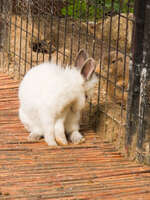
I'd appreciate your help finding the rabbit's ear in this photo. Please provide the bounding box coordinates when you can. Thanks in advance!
[81,58,96,80]
[75,49,88,68]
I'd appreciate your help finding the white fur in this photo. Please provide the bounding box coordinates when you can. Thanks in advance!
[18,62,97,146]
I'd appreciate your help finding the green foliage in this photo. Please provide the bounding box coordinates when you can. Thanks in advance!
[105,0,134,13]
[61,0,90,19]
[61,0,134,20]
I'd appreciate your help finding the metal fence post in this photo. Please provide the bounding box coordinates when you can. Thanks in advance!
[126,0,150,164]
[136,0,150,164]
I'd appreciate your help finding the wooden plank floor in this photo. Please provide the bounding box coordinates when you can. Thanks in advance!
[0,73,150,200]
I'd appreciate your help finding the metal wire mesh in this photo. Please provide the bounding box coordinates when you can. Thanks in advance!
[0,0,135,138]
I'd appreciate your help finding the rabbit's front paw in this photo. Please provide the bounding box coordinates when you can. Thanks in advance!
[70,131,85,144]
[44,134,58,146]
[55,135,68,146]
[55,120,68,146]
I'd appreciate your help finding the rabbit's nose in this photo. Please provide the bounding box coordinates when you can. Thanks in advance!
[95,64,103,73]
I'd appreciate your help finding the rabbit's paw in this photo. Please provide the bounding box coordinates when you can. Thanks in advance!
[55,120,68,146]
[47,140,58,146]
[44,135,58,146]
[70,131,85,144]
[55,134,68,146]
[28,133,42,141]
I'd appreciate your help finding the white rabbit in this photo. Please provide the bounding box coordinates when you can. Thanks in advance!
[18,49,98,146]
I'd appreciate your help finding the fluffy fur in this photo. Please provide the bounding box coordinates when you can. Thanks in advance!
[18,50,98,146]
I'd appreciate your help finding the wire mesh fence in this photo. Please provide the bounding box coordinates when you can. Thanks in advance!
[1,0,149,164]
[0,0,134,132]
